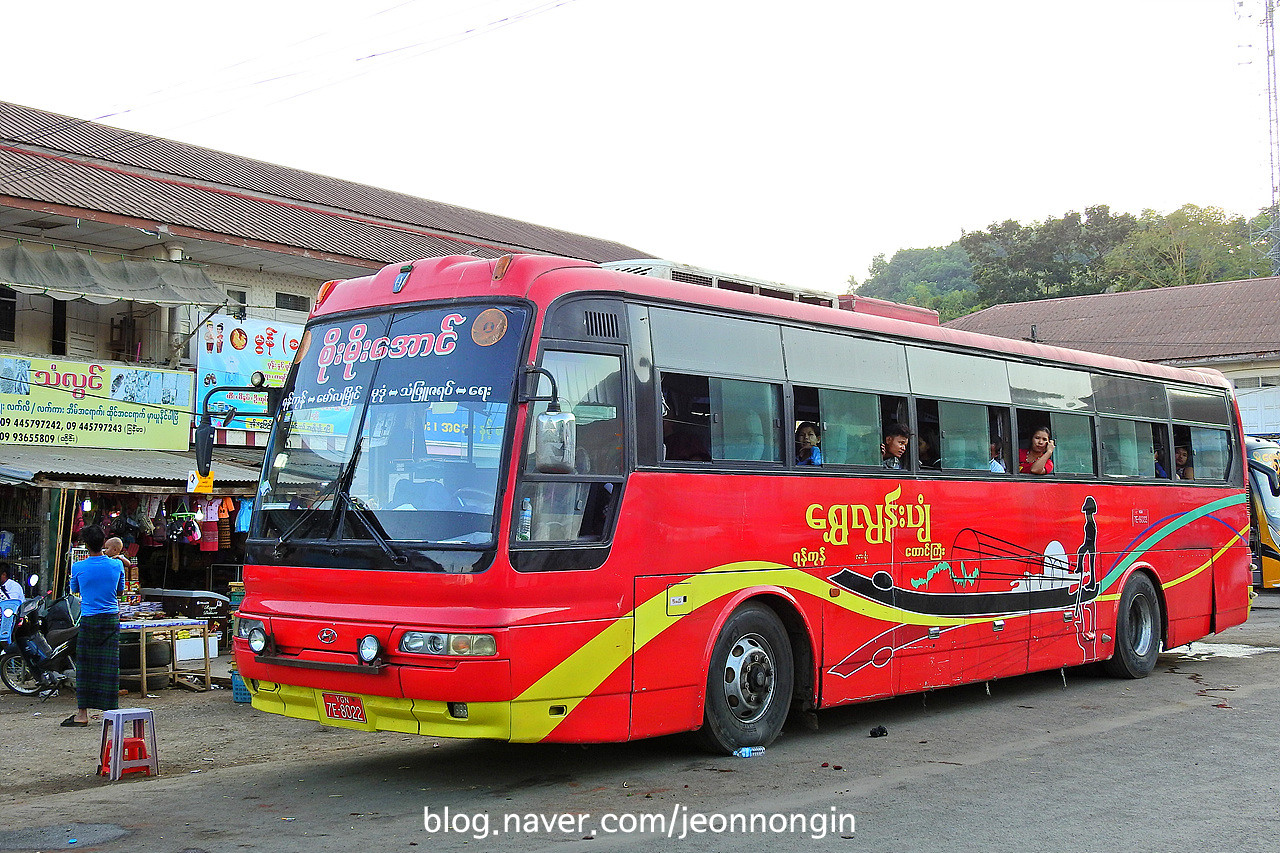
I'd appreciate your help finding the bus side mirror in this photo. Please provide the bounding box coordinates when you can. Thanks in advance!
[195,415,215,478]
[1250,459,1280,497]
[535,410,576,474]
[522,365,576,473]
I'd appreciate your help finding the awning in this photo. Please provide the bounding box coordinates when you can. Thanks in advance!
[0,446,263,493]
[0,243,226,306]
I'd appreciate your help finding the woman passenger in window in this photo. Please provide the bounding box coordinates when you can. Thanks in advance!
[1019,426,1055,475]
[795,421,823,465]
[917,430,941,470]
[1175,445,1194,480]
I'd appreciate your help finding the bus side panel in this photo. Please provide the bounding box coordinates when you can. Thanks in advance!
[1212,542,1253,631]
[629,578,707,740]
[515,691,633,744]
[820,596,896,706]
[1158,548,1214,650]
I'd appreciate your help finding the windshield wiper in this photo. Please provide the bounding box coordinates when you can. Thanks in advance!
[273,440,407,566]
[338,492,408,566]
[273,440,363,558]
[273,478,341,558]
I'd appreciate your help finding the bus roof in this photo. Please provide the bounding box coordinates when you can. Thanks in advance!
[312,254,1232,392]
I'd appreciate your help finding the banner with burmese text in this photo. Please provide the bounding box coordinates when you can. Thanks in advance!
[0,357,193,450]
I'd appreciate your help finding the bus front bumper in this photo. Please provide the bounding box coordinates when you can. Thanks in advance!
[248,679,515,739]
[243,677,583,742]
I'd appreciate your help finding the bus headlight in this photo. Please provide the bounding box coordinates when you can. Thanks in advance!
[399,631,496,657]
[358,634,381,664]
[235,616,265,641]
[247,627,268,654]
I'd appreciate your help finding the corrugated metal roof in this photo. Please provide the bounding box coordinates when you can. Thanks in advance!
[944,277,1280,363]
[0,446,262,487]
[0,101,648,265]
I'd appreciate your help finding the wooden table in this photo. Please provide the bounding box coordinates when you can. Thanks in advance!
[119,618,212,692]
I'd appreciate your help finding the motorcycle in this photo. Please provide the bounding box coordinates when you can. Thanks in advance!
[0,576,80,696]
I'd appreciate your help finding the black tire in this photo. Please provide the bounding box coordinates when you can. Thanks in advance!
[119,667,171,691]
[696,603,793,754]
[1,653,41,695]
[119,640,172,669]
[1103,572,1162,678]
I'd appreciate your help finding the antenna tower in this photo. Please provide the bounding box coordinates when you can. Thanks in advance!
[1267,1,1280,273]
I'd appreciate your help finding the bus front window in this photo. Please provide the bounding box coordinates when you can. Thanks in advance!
[257,305,527,556]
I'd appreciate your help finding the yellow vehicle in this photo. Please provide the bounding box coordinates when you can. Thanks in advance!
[1247,437,1280,588]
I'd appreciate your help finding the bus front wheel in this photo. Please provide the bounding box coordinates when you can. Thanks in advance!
[1103,573,1162,678]
[697,602,793,754]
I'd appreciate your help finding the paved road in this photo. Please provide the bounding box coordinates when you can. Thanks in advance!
[5,594,1280,852]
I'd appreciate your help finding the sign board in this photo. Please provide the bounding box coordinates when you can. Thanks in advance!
[197,317,302,431]
[188,470,215,493]
[0,357,193,450]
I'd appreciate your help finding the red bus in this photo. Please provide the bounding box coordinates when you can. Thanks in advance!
[230,254,1252,753]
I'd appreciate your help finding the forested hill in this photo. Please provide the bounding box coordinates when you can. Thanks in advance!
[849,204,1270,322]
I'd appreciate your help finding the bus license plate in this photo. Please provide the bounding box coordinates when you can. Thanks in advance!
[322,692,367,723]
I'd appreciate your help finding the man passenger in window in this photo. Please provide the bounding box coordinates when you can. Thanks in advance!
[795,421,823,465]
[989,440,1007,473]
[1019,426,1055,475]
[881,423,910,470]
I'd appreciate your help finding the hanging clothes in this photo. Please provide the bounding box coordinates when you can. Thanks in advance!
[234,498,253,534]
[199,496,220,552]
[218,497,234,548]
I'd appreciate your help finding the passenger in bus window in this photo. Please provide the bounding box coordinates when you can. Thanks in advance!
[989,440,1007,474]
[1019,426,1055,475]
[881,423,910,469]
[1154,446,1169,478]
[795,422,823,466]
[1175,445,1194,480]
[917,430,941,470]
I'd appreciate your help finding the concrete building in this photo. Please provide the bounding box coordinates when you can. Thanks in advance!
[0,100,647,587]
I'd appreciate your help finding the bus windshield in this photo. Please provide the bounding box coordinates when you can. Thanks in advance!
[256,305,528,550]
[1251,444,1280,528]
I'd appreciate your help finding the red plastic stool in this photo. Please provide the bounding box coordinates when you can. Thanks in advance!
[99,736,151,777]
[97,708,159,781]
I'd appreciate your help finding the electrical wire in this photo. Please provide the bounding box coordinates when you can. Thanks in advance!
[0,0,582,190]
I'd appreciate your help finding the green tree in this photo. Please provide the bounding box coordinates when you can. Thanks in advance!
[1101,204,1269,289]
[852,245,973,301]
[959,205,1137,304]
[850,244,977,322]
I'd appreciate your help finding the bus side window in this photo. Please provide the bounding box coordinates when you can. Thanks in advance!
[710,378,782,462]
[1152,423,1172,479]
[988,407,1011,474]
[794,386,881,466]
[880,396,910,468]
[934,399,997,472]
[1016,408,1095,476]
[661,372,711,462]
[915,399,942,471]
[1189,426,1230,481]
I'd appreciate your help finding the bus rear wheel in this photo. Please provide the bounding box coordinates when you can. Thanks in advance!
[697,602,792,754]
[1103,573,1161,678]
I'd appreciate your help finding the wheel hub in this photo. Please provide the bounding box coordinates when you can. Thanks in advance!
[722,634,776,724]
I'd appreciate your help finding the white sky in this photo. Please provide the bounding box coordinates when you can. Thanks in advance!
[0,0,1271,294]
